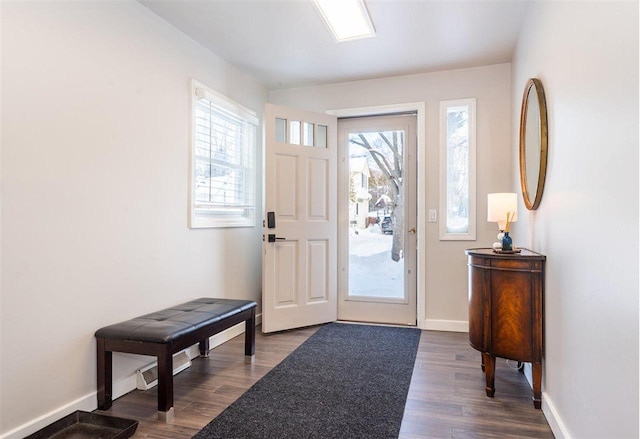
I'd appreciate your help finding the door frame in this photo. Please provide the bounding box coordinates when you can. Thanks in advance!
[328,102,426,329]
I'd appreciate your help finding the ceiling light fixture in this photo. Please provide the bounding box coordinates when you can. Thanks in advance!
[311,0,375,42]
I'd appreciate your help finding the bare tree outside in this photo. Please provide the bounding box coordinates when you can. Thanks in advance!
[350,130,405,262]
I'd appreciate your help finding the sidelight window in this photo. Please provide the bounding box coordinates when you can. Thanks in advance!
[439,98,476,240]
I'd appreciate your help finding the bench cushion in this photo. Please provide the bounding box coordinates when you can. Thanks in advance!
[95,298,257,344]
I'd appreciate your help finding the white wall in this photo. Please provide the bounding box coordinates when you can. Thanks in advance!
[269,64,513,329]
[511,2,638,438]
[1,2,267,436]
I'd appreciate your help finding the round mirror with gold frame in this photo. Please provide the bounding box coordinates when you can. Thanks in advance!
[519,78,548,210]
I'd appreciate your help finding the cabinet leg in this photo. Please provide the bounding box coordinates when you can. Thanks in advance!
[532,362,542,409]
[484,355,496,397]
[481,353,486,372]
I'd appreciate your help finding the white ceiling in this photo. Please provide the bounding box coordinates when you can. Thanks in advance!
[139,0,531,90]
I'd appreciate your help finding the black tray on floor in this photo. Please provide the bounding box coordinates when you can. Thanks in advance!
[25,411,138,439]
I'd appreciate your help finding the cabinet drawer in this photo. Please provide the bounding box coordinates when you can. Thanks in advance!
[469,256,489,268]
[490,258,532,270]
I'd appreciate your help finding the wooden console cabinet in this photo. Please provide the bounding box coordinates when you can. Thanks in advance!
[465,248,546,409]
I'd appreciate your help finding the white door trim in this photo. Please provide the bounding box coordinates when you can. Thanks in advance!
[327,103,427,330]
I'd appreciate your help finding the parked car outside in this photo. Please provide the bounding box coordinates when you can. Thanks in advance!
[380,216,393,234]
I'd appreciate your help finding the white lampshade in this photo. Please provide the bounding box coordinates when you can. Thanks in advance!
[487,193,518,231]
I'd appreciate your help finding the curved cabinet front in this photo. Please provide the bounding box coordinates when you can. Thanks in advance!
[466,248,546,409]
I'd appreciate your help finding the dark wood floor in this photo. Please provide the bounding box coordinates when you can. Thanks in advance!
[96,325,554,438]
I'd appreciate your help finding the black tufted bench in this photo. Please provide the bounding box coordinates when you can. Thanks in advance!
[95,298,256,421]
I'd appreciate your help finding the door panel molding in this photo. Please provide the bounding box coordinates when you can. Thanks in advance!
[307,240,329,302]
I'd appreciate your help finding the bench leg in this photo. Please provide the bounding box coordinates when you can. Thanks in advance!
[157,349,174,422]
[96,338,112,410]
[244,308,256,364]
[199,338,210,357]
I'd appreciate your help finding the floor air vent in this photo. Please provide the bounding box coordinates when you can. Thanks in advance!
[136,350,192,390]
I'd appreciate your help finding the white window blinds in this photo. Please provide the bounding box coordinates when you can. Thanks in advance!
[190,81,258,228]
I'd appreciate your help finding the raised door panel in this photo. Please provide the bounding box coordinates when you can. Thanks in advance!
[274,242,298,307]
[308,158,328,221]
[307,240,328,302]
[275,154,298,220]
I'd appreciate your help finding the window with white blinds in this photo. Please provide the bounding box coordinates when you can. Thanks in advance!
[190,80,258,228]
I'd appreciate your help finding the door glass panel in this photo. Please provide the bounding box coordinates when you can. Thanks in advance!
[317,125,327,148]
[348,130,405,299]
[275,118,287,143]
[289,120,301,145]
[303,122,314,146]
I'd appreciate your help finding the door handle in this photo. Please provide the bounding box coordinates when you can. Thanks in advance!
[268,234,286,243]
[408,228,417,234]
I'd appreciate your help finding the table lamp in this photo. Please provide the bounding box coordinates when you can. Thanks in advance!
[487,193,517,250]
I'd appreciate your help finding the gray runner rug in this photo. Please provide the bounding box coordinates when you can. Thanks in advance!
[192,322,421,439]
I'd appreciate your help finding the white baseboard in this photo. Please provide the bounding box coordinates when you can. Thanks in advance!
[519,364,569,438]
[0,313,262,439]
[422,318,468,332]
[112,373,138,401]
[0,393,96,439]
[498,360,568,439]
[542,391,570,439]
[523,362,533,387]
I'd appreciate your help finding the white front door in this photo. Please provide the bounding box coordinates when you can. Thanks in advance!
[262,103,338,333]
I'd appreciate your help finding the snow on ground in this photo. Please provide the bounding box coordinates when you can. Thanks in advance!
[349,224,404,298]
